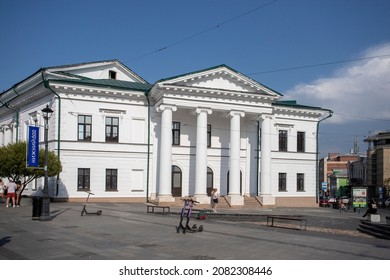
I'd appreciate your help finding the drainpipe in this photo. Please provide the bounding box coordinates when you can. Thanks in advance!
[41,71,62,196]
[316,110,333,203]
[145,92,151,202]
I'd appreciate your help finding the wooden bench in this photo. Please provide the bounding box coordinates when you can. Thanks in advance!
[145,203,170,215]
[190,208,213,214]
[266,215,307,231]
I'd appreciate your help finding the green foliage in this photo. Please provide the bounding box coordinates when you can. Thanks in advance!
[337,185,348,197]
[0,142,62,186]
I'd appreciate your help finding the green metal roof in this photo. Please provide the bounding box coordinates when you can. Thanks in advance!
[273,100,326,111]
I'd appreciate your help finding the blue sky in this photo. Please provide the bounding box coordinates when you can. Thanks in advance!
[1,0,390,157]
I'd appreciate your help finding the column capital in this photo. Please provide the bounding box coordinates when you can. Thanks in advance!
[258,114,273,121]
[228,110,245,118]
[194,107,212,115]
[3,123,14,130]
[156,104,177,113]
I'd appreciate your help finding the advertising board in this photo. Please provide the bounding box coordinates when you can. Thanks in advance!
[352,187,367,208]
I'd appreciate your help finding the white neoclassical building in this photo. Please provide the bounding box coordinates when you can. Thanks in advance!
[0,60,331,207]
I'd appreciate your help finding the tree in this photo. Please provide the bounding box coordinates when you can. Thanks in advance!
[0,142,62,198]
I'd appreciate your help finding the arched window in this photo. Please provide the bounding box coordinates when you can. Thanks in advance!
[207,167,214,195]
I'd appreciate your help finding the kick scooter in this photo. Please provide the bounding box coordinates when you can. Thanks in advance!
[81,191,102,216]
[176,197,204,234]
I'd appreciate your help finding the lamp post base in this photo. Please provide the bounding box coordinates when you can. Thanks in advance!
[39,196,52,221]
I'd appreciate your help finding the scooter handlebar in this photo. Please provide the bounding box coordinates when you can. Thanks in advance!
[181,198,199,203]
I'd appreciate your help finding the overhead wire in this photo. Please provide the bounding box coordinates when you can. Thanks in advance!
[249,54,390,75]
[120,0,390,139]
[125,0,279,62]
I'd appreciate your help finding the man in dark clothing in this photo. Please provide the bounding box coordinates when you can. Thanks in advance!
[362,199,377,217]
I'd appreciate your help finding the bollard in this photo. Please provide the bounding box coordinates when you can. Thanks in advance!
[32,196,42,220]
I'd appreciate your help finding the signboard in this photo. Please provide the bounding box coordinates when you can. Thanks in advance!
[321,182,327,191]
[352,187,367,208]
[27,126,40,167]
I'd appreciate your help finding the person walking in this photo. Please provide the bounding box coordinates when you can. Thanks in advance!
[5,179,17,207]
[211,188,219,212]
[362,199,377,217]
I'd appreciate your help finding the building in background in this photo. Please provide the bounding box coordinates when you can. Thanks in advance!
[319,153,360,197]
[347,157,367,188]
[0,60,331,207]
[364,131,390,198]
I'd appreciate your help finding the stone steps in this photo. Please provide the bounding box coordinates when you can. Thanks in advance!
[357,218,390,240]
[154,196,263,209]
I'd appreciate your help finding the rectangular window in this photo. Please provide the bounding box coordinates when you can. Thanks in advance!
[172,121,180,145]
[78,168,90,191]
[106,117,119,142]
[278,173,287,192]
[106,169,118,191]
[207,124,211,147]
[78,115,92,141]
[279,130,288,151]
[297,173,305,191]
[109,70,117,79]
[297,131,305,152]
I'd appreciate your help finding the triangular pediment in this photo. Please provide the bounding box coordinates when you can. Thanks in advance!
[45,59,148,84]
[156,65,282,97]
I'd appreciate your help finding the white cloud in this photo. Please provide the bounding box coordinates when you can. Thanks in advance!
[284,42,390,124]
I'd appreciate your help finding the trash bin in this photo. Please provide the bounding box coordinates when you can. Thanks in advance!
[32,196,42,220]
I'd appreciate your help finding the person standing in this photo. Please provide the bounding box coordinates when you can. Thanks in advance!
[5,179,17,207]
[0,179,4,204]
[15,180,22,207]
[211,188,219,212]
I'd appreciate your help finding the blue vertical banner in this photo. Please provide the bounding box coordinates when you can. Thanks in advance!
[27,126,40,167]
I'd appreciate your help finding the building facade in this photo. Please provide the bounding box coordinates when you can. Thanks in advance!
[364,131,390,198]
[347,157,367,187]
[0,60,331,207]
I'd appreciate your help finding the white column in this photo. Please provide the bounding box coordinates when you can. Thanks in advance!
[0,127,4,146]
[156,104,176,203]
[259,114,275,205]
[194,108,212,204]
[227,111,245,206]
[4,125,12,145]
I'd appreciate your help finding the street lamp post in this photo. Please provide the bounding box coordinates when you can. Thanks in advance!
[40,105,53,221]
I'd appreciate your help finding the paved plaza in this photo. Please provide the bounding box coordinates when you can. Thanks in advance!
[0,200,389,260]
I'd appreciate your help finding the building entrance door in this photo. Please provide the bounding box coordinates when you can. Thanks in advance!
[171,165,182,197]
